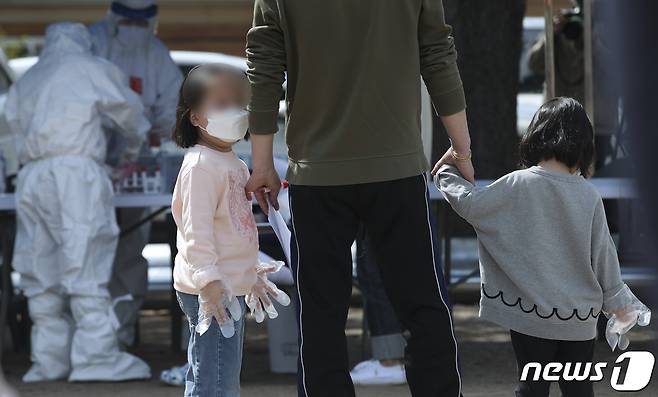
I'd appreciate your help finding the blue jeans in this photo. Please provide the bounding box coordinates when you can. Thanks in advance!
[176,291,245,397]
[356,231,406,361]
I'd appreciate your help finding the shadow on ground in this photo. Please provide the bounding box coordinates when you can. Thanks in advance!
[5,304,657,397]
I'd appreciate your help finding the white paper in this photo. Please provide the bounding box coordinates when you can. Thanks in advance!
[267,203,292,265]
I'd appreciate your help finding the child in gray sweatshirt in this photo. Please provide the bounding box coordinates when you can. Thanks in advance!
[436,97,650,397]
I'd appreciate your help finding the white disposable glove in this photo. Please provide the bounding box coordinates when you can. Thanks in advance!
[246,261,291,323]
[604,284,651,351]
[197,279,242,338]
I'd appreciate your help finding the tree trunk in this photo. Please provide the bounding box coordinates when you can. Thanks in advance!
[433,0,527,178]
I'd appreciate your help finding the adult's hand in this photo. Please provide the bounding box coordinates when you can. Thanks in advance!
[437,111,475,183]
[246,167,280,215]
[456,158,476,184]
[246,133,280,215]
[431,147,475,183]
[431,147,455,175]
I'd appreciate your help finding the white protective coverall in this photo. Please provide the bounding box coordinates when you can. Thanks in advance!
[4,22,152,382]
[88,0,183,347]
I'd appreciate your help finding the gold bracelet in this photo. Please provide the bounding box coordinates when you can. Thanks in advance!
[450,148,472,161]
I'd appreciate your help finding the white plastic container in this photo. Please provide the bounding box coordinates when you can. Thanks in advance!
[266,296,299,374]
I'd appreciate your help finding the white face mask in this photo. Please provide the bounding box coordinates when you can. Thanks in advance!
[116,25,150,48]
[200,108,249,143]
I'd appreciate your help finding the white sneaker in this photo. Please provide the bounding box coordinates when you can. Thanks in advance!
[159,363,188,387]
[350,359,407,386]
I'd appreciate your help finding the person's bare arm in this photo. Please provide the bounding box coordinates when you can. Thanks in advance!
[245,0,286,214]
[245,134,280,214]
[418,0,474,182]
[431,111,474,182]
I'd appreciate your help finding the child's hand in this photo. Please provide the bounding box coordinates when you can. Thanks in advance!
[604,286,651,351]
[246,261,291,323]
[456,157,475,184]
[197,280,242,338]
[605,307,651,351]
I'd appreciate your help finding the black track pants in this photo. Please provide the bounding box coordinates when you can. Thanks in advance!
[289,175,462,397]
[511,330,595,397]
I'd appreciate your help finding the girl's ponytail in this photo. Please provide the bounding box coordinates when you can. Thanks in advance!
[172,82,199,148]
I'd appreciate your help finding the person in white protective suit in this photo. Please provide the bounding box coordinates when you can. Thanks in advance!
[88,0,183,348]
[4,22,152,383]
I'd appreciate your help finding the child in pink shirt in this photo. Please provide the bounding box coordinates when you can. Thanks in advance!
[171,64,290,397]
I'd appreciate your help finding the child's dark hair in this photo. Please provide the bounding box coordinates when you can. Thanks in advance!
[519,97,595,177]
[173,63,248,148]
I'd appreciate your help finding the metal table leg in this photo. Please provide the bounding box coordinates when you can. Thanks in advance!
[117,206,179,349]
[0,212,15,363]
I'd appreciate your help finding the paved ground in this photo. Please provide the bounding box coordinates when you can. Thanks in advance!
[5,304,657,397]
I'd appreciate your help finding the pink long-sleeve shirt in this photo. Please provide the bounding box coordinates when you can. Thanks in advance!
[172,145,258,296]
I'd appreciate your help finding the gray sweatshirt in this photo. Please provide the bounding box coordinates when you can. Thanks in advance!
[436,165,627,341]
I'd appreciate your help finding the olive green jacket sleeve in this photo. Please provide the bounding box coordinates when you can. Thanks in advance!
[247,0,466,134]
[246,0,286,135]
[418,0,466,116]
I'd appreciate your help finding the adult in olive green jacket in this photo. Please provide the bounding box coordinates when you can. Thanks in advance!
[246,1,473,396]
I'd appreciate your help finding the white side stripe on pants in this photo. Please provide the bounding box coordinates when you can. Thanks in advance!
[289,194,310,397]
[423,176,462,397]
[288,177,461,397]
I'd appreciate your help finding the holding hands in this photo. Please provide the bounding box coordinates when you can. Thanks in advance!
[432,146,475,183]
[432,111,475,183]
